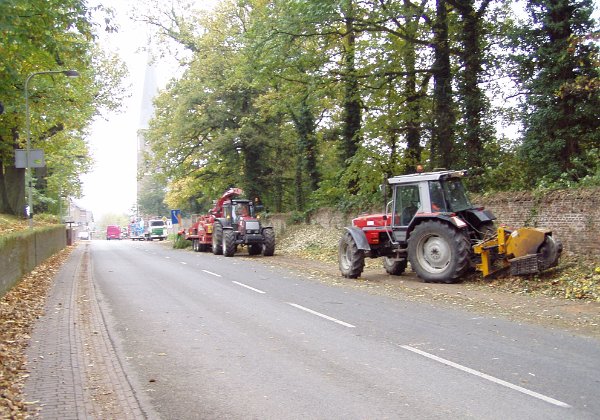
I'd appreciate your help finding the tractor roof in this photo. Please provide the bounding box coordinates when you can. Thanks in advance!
[387,169,467,185]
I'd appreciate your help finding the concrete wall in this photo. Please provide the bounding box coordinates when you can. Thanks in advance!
[267,187,600,257]
[0,226,67,297]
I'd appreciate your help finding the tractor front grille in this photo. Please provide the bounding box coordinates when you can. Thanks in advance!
[245,221,260,234]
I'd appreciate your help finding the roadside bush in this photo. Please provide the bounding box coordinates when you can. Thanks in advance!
[172,233,190,249]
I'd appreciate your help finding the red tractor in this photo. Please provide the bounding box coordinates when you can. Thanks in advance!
[185,188,275,257]
[339,169,561,283]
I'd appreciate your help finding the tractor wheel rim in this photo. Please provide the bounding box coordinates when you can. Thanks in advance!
[418,235,451,272]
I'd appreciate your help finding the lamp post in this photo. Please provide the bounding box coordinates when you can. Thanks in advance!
[25,69,79,228]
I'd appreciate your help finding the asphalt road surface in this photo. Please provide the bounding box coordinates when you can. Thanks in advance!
[89,239,600,419]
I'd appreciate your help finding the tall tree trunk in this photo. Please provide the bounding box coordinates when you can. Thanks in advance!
[341,0,362,184]
[452,0,491,190]
[294,151,304,211]
[0,161,25,216]
[431,0,456,170]
[402,19,423,172]
[298,100,319,192]
[290,98,319,212]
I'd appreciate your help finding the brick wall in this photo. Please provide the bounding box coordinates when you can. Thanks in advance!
[472,188,600,256]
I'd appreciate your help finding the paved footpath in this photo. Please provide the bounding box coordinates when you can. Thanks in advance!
[23,243,153,419]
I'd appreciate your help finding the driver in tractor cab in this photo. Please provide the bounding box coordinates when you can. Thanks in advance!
[234,203,250,221]
[429,182,446,212]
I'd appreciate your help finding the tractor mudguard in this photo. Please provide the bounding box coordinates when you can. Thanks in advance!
[463,208,496,223]
[344,226,371,251]
[410,214,468,231]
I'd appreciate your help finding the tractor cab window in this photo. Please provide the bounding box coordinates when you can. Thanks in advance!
[429,181,447,212]
[394,184,420,226]
[223,204,233,220]
[441,178,472,212]
[233,202,252,221]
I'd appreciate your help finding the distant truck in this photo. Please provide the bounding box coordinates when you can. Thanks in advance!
[129,219,146,241]
[106,225,121,240]
[146,219,168,241]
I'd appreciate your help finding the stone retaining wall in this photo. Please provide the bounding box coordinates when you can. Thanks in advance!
[0,226,67,297]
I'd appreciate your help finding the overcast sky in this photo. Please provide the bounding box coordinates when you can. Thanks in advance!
[78,0,216,223]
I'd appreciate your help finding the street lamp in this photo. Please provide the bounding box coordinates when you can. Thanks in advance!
[25,69,79,228]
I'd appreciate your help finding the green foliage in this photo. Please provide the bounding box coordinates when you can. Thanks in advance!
[287,211,309,225]
[512,0,600,186]
[139,0,599,217]
[0,0,127,215]
[137,176,169,218]
[172,233,190,249]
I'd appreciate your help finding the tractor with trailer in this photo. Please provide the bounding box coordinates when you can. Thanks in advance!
[338,169,562,283]
[185,188,275,257]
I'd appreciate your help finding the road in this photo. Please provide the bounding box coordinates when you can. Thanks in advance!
[88,239,600,419]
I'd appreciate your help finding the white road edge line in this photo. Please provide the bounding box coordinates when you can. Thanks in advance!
[180,262,187,265]
[400,345,571,408]
[232,281,266,294]
[287,303,356,328]
[202,270,222,277]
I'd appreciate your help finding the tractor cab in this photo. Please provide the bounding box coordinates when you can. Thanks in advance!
[387,170,494,242]
[223,200,256,224]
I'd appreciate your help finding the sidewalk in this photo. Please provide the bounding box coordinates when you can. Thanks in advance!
[23,243,147,419]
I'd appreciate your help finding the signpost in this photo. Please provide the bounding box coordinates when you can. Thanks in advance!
[171,210,182,234]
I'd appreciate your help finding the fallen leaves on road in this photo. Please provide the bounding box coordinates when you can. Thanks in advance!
[277,223,600,302]
[0,246,74,419]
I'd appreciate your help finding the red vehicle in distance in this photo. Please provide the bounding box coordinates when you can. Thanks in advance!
[106,225,121,240]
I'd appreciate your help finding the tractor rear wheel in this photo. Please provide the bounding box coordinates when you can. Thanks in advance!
[408,221,470,283]
[383,257,407,276]
[212,222,223,255]
[338,231,365,279]
[262,228,275,256]
[223,230,236,257]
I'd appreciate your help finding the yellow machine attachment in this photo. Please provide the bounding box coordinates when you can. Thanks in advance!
[473,226,562,277]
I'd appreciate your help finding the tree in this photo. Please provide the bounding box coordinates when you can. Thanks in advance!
[430,0,456,170]
[449,0,494,190]
[0,0,126,216]
[515,0,600,185]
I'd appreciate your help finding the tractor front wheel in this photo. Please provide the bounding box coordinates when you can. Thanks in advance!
[262,228,275,256]
[383,257,407,276]
[212,222,223,255]
[408,221,470,283]
[223,230,236,257]
[249,244,262,255]
[338,231,365,279]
